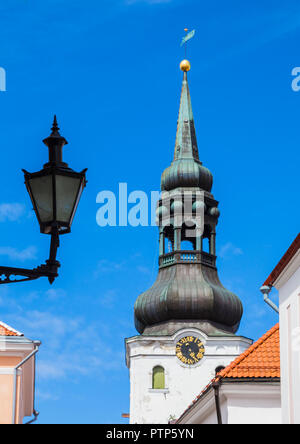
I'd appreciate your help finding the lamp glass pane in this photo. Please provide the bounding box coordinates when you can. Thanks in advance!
[55,175,81,224]
[29,175,53,222]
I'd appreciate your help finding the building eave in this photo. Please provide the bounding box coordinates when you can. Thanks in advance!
[264,233,300,288]
[0,336,38,355]
[176,382,216,424]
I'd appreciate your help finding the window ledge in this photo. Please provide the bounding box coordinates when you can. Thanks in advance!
[148,388,169,394]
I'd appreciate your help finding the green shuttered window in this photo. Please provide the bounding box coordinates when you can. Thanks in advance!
[152,366,165,390]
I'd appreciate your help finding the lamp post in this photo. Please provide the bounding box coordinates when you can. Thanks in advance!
[0,116,87,285]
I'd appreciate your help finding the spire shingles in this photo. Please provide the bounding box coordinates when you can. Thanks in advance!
[174,72,199,162]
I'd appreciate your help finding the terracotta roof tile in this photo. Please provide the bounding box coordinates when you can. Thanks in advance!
[0,321,23,337]
[217,323,280,379]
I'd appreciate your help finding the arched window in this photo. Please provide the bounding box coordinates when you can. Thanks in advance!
[181,240,194,251]
[181,223,196,250]
[164,226,174,253]
[215,366,225,375]
[202,237,209,253]
[152,366,165,390]
[164,237,173,253]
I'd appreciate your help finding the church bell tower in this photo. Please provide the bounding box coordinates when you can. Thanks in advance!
[125,60,252,424]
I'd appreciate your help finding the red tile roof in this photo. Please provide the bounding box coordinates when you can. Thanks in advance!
[176,324,280,422]
[264,233,300,287]
[0,321,23,337]
[217,323,280,379]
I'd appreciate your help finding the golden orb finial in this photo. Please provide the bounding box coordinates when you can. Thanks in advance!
[180,59,191,72]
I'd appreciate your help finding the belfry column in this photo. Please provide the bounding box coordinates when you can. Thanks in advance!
[196,231,203,252]
[159,229,165,256]
[210,230,216,256]
[174,227,181,251]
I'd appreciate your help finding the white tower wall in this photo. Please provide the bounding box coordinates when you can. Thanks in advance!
[125,328,252,424]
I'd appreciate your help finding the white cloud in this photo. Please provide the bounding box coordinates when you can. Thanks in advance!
[36,390,59,402]
[45,288,66,301]
[6,310,125,382]
[19,289,66,304]
[99,289,117,309]
[0,203,25,222]
[0,246,37,261]
[38,359,77,380]
[38,349,123,381]
[95,255,151,277]
[14,310,80,339]
[219,242,243,259]
[94,259,124,276]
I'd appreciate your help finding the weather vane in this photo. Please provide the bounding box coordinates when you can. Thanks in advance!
[180,28,195,72]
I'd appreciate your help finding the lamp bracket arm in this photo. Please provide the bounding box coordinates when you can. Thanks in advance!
[0,230,60,285]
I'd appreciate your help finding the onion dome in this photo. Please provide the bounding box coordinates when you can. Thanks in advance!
[134,265,243,335]
[161,160,213,192]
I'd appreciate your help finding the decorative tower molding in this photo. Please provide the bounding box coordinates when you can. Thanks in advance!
[126,60,251,424]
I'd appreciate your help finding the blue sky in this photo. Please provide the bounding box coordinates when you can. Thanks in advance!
[0,0,299,424]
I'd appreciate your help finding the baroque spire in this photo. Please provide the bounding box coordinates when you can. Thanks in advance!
[134,60,243,337]
[174,70,199,162]
[161,61,213,192]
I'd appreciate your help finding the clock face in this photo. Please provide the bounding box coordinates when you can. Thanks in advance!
[176,336,205,365]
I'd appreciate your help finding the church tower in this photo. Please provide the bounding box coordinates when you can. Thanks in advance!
[125,60,252,424]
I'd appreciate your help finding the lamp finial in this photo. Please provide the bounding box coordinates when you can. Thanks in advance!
[51,115,60,135]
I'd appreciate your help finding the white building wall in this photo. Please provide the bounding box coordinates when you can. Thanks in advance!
[276,255,300,424]
[178,383,281,424]
[126,328,252,424]
[226,394,281,424]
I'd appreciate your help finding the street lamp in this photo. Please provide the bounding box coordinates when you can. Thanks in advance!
[0,116,87,285]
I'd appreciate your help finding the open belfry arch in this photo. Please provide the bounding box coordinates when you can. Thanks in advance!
[125,59,252,424]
